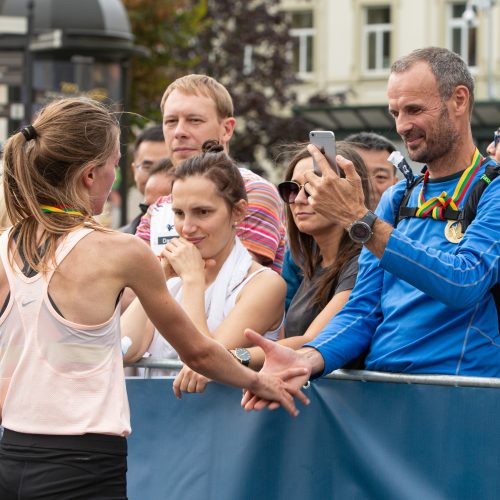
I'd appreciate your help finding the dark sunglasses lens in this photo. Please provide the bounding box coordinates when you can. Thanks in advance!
[278,182,299,204]
[494,132,500,147]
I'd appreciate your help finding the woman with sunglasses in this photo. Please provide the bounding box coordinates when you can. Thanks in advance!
[121,142,286,386]
[228,143,372,371]
[486,127,500,163]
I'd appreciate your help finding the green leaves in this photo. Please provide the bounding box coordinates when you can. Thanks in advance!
[123,0,207,125]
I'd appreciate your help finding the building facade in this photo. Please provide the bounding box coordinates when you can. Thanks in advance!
[282,0,499,148]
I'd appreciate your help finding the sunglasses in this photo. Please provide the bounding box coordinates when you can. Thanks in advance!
[494,131,500,148]
[277,181,311,204]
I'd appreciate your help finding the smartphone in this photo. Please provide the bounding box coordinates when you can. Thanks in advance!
[309,130,338,175]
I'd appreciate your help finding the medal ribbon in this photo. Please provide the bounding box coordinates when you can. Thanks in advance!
[40,204,84,216]
[415,148,482,220]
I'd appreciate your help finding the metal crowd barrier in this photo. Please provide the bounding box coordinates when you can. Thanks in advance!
[125,359,500,499]
[126,357,500,388]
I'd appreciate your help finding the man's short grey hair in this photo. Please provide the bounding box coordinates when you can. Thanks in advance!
[391,47,475,115]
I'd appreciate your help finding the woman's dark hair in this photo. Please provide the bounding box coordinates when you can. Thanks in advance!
[284,142,372,309]
[172,140,247,210]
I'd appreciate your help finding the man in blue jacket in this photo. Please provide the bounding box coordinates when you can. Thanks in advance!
[244,47,500,394]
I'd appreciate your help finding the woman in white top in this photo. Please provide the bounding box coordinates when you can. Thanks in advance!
[0,98,307,499]
[122,141,286,388]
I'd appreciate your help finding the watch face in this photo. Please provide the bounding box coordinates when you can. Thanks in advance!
[348,211,377,244]
[350,221,371,241]
[235,348,251,364]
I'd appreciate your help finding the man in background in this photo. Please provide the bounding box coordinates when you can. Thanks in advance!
[345,131,398,208]
[120,125,169,234]
[486,126,500,163]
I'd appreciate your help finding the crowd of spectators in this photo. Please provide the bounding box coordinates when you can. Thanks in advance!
[121,48,500,394]
[1,45,500,498]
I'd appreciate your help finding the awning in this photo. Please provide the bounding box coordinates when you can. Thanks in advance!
[293,101,500,142]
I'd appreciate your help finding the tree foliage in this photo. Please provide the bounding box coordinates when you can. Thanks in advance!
[179,0,309,176]
[122,0,207,125]
[123,0,309,178]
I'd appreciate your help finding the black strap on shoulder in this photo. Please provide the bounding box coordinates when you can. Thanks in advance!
[470,161,500,328]
[396,159,500,229]
[459,160,500,232]
[394,175,424,226]
[397,174,463,224]
[491,283,500,330]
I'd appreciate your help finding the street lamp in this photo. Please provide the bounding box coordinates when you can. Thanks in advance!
[463,0,497,100]
[22,0,34,124]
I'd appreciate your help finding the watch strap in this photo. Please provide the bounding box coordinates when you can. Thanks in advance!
[360,210,377,228]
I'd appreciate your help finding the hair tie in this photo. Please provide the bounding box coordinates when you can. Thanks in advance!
[201,139,223,154]
[21,125,37,142]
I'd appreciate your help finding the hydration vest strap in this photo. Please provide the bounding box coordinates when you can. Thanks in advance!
[396,159,500,228]
[394,175,423,226]
[399,205,460,221]
[459,162,500,232]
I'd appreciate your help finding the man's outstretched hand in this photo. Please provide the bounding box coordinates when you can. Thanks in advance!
[242,329,312,413]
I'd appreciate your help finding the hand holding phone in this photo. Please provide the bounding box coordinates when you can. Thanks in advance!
[309,130,338,176]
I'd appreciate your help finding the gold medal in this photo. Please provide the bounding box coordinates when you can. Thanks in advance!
[444,220,464,244]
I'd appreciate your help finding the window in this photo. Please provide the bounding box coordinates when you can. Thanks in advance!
[363,6,391,73]
[448,2,477,67]
[290,10,314,76]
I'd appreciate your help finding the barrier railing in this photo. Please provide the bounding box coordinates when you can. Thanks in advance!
[126,357,500,388]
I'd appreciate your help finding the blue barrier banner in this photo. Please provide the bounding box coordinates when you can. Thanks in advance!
[126,377,500,500]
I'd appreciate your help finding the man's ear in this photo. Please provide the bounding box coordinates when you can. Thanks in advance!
[81,164,96,189]
[221,117,236,146]
[452,85,470,117]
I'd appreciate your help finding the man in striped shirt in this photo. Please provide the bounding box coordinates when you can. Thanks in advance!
[135,75,285,273]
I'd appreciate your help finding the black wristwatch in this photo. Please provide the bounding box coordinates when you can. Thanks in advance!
[233,347,251,367]
[348,210,378,244]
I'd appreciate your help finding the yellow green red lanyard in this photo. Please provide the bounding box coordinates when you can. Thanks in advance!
[40,204,83,216]
[416,148,483,220]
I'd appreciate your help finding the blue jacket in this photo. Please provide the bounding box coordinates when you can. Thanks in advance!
[307,160,500,377]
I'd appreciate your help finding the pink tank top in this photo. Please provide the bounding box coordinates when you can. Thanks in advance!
[0,227,130,436]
